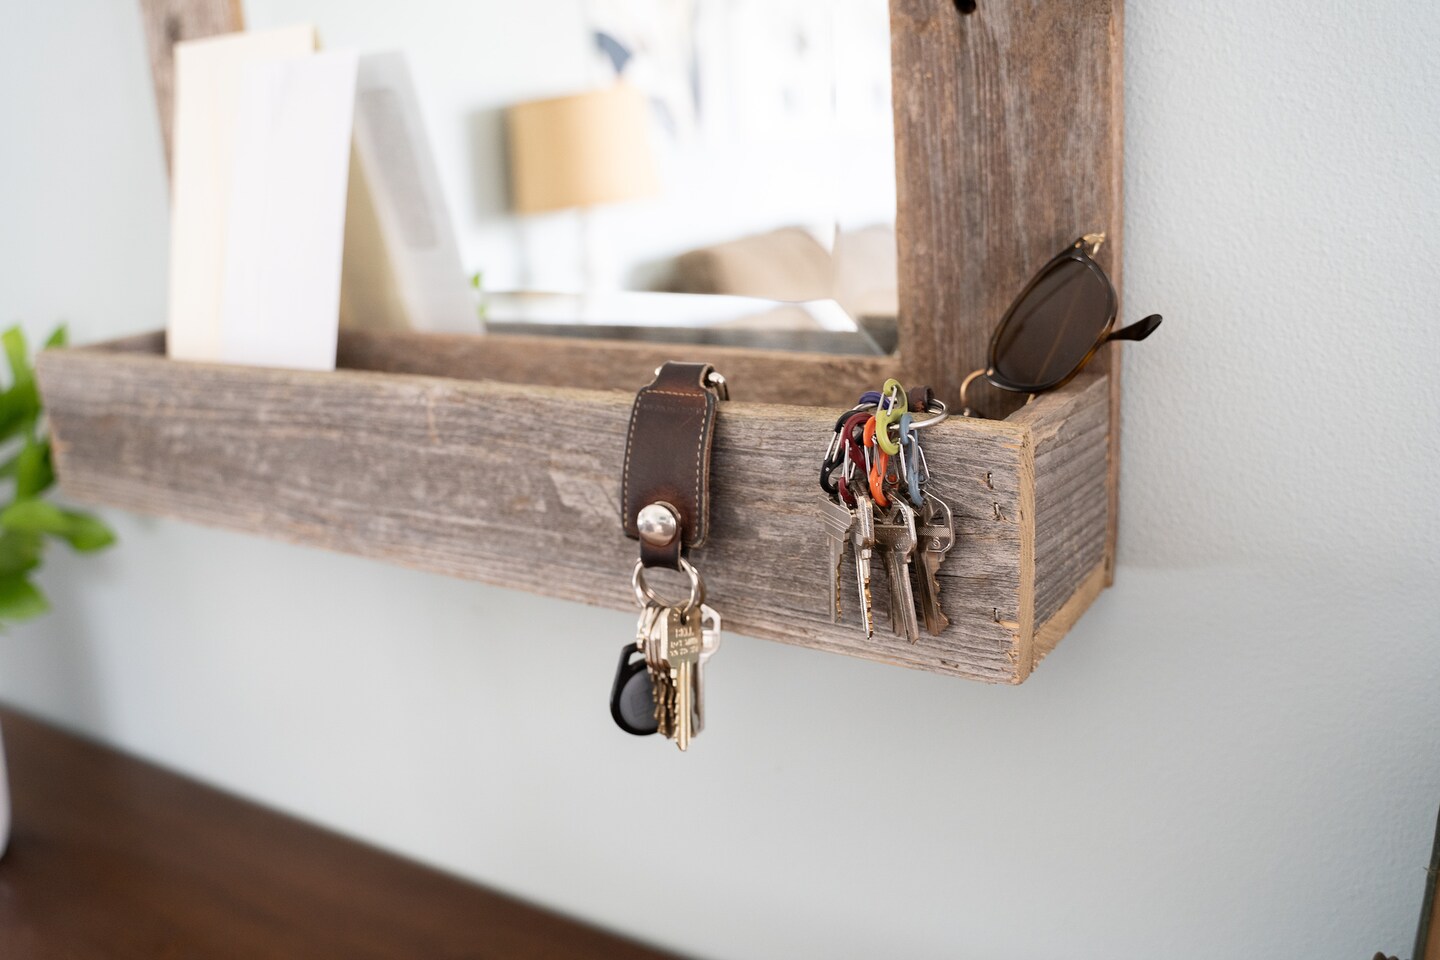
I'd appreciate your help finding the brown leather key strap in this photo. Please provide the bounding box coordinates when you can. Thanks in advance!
[621,362,725,570]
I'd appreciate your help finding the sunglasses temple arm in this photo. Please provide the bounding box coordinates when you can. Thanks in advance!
[1104,313,1163,343]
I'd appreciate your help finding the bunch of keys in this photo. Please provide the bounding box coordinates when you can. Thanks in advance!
[818,380,958,642]
[611,506,722,750]
[614,362,727,750]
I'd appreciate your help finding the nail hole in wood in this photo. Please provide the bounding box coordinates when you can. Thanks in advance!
[954,0,977,14]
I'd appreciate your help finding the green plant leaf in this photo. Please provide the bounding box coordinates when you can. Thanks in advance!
[0,325,40,440]
[44,324,68,350]
[3,326,32,389]
[0,530,42,579]
[0,322,113,626]
[1,500,116,552]
[0,384,37,442]
[0,574,49,623]
[13,436,54,499]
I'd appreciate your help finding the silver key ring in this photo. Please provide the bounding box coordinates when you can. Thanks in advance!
[908,398,950,430]
[632,557,706,613]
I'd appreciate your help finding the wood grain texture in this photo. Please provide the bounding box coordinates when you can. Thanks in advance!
[137,0,243,171]
[1100,0,1127,586]
[1033,564,1106,667]
[0,707,680,959]
[40,337,1048,681]
[337,329,894,407]
[889,0,1126,643]
[890,0,1124,416]
[1004,369,1112,675]
[1012,370,1111,633]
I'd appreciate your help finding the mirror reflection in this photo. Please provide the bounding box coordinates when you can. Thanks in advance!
[245,0,898,354]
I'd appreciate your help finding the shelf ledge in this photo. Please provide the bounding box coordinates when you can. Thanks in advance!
[38,332,1109,683]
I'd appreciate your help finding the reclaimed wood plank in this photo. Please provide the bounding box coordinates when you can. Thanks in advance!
[889,0,1126,610]
[890,0,1124,416]
[1009,369,1111,668]
[1032,564,1107,667]
[1012,371,1111,625]
[137,0,243,171]
[40,339,1043,681]
[95,329,894,409]
[336,329,894,408]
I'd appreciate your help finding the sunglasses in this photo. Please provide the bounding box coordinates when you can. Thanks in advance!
[960,233,1162,417]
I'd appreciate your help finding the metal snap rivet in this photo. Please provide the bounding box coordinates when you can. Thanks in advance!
[637,501,680,548]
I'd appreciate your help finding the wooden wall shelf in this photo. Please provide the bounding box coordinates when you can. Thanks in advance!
[42,0,1128,683]
[38,330,1109,683]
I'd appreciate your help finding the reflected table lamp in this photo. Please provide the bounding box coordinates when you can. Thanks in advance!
[507,83,660,293]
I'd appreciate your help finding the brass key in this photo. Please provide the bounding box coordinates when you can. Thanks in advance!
[638,604,675,738]
[662,606,703,752]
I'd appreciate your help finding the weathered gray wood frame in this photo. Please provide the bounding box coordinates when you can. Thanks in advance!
[36,0,1126,682]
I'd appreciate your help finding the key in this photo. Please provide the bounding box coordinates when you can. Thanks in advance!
[915,495,956,635]
[819,498,856,622]
[874,500,921,643]
[698,604,722,661]
[662,606,704,751]
[636,602,664,655]
[639,603,679,739]
[693,604,721,736]
[850,492,877,638]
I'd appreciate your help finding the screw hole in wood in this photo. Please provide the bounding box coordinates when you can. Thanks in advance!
[954,0,977,14]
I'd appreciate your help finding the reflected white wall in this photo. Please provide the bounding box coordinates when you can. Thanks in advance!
[244,0,897,292]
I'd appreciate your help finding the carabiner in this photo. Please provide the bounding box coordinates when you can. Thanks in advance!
[864,416,890,507]
[820,407,863,497]
[874,379,907,455]
[899,412,925,509]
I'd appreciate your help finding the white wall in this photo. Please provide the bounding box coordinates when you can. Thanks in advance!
[2,2,1438,958]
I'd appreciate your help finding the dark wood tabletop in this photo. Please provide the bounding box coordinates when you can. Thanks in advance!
[0,707,682,959]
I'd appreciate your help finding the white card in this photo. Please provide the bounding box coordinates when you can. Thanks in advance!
[345,52,478,334]
[218,51,360,371]
[167,26,318,363]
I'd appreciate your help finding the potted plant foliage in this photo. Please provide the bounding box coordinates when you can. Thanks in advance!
[0,325,116,854]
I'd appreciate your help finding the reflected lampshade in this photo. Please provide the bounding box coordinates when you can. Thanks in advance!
[507,83,661,215]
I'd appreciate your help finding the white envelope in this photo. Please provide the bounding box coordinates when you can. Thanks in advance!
[218,51,359,371]
[343,52,479,335]
[167,25,317,363]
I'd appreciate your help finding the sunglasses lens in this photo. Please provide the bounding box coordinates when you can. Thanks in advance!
[991,258,1113,389]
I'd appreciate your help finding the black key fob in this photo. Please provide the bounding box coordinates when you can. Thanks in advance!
[610,644,658,736]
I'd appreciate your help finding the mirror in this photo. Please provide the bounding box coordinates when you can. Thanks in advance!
[243,0,897,354]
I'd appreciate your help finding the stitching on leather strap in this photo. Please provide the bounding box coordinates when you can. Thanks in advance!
[622,366,719,547]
